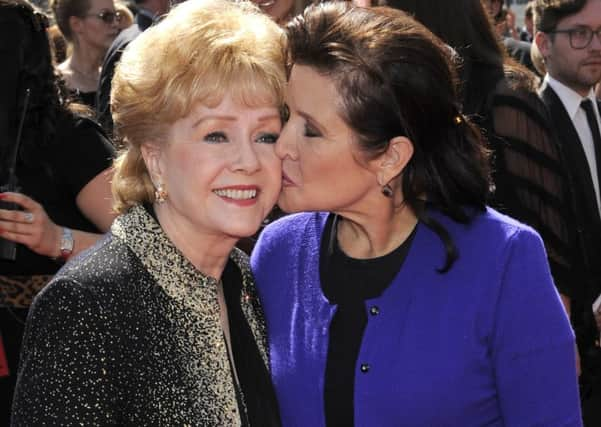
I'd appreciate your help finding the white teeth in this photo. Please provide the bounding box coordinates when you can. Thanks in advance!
[213,189,257,199]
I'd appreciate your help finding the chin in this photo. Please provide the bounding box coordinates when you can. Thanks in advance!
[224,222,264,239]
[276,200,300,214]
[277,194,304,214]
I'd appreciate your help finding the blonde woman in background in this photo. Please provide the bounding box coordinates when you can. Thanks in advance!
[51,0,120,107]
[114,0,132,30]
[11,0,285,425]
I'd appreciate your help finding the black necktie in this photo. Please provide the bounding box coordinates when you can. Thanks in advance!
[580,98,601,203]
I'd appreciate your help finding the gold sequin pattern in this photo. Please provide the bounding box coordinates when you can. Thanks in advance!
[12,205,269,426]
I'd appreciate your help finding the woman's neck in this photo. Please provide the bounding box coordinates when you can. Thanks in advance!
[336,200,418,259]
[68,44,103,76]
[154,203,238,280]
[57,43,103,92]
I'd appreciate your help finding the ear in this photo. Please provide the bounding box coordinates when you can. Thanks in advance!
[373,136,414,186]
[535,31,552,59]
[140,142,164,186]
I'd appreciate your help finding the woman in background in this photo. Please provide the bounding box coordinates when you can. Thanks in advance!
[115,0,133,30]
[12,0,285,425]
[252,2,581,425]
[51,0,120,107]
[0,0,115,423]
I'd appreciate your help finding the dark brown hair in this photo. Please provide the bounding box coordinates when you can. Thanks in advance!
[286,2,491,271]
[382,0,538,116]
[525,1,535,19]
[50,0,92,41]
[534,0,587,32]
[0,0,90,167]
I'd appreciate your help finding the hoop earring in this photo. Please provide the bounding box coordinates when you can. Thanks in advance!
[155,183,168,203]
[381,183,393,198]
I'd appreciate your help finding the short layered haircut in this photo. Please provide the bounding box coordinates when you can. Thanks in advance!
[110,0,286,213]
[534,0,588,32]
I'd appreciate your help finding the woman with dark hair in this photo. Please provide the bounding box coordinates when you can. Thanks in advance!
[0,0,115,422]
[386,0,578,326]
[251,2,581,425]
[51,0,121,107]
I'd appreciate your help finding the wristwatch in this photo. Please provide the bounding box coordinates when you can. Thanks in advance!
[58,227,74,261]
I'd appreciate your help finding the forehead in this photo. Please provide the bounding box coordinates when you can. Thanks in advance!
[89,0,115,11]
[185,93,280,124]
[557,0,601,27]
[287,64,359,143]
[287,65,340,110]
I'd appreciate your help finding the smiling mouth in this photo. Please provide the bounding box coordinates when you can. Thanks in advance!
[213,188,258,200]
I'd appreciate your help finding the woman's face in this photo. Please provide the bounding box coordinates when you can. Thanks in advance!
[74,0,119,51]
[276,64,378,214]
[144,92,282,241]
[483,0,503,19]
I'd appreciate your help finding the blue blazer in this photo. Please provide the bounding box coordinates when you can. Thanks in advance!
[252,208,581,426]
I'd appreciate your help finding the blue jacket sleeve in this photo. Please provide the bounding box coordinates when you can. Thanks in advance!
[491,229,582,426]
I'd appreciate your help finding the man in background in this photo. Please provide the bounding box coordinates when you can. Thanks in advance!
[535,0,601,424]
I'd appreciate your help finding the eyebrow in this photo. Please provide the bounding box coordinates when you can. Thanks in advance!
[192,113,280,128]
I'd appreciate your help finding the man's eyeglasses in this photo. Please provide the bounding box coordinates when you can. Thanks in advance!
[548,26,601,49]
[85,10,122,24]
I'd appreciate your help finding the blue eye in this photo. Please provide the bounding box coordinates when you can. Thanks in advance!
[204,132,228,143]
[256,133,279,144]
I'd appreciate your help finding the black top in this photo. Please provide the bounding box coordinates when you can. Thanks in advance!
[320,214,416,427]
[70,89,97,110]
[223,260,282,427]
[0,114,115,277]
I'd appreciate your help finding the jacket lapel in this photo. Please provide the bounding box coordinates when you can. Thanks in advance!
[110,205,270,425]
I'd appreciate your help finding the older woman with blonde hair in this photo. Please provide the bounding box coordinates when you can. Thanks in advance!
[12,0,285,425]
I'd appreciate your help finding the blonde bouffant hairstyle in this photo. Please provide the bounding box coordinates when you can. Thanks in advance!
[110,0,286,213]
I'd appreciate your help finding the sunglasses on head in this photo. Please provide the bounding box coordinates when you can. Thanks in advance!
[85,10,122,24]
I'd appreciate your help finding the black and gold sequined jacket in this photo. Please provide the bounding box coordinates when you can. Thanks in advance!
[11,205,269,426]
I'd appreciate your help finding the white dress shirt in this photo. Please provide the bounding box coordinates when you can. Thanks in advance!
[545,74,601,216]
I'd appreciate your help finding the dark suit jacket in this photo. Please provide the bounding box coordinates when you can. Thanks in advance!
[96,12,153,135]
[539,82,601,347]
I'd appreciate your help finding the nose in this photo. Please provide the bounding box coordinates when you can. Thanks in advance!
[232,140,261,174]
[275,122,298,161]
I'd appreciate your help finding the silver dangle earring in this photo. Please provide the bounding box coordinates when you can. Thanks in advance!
[381,183,393,198]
